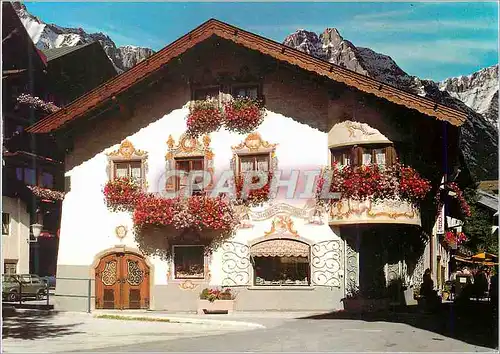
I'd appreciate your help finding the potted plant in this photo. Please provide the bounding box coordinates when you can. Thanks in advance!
[186,99,223,138]
[197,287,236,314]
[223,97,265,134]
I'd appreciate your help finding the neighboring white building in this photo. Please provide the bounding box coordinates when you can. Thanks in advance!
[27,19,468,312]
[2,196,30,275]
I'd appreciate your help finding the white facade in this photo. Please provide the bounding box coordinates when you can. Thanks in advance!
[2,196,30,274]
[57,106,343,288]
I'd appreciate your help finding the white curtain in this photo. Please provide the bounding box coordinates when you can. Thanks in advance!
[362,152,372,165]
[375,149,386,166]
[115,165,128,178]
[256,156,269,172]
[240,159,254,173]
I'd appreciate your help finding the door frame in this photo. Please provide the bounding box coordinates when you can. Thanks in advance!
[90,245,155,310]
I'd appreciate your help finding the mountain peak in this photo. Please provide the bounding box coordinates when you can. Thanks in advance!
[12,2,154,72]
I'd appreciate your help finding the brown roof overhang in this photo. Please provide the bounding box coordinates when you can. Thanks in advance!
[26,19,468,134]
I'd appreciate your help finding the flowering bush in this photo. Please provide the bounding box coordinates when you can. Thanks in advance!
[223,97,265,134]
[445,231,468,246]
[200,288,235,302]
[103,177,142,212]
[17,93,60,113]
[186,99,223,138]
[234,173,272,207]
[316,162,431,206]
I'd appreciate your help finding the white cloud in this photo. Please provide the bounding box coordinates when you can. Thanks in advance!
[352,9,415,21]
[370,38,498,65]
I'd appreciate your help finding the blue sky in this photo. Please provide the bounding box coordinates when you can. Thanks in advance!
[25,2,498,81]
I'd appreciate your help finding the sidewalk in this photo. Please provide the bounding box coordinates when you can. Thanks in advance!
[2,309,266,353]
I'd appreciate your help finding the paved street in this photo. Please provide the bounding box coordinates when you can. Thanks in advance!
[85,315,496,353]
[3,309,496,353]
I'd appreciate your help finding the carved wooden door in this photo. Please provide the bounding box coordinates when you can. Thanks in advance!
[121,253,150,309]
[95,253,150,310]
[95,253,121,309]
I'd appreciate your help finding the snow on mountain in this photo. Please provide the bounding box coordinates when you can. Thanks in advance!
[439,65,499,126]
[284,29,498,181]
[13,2,154,73]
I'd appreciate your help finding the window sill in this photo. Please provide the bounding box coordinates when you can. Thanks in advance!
[247,286,315,291]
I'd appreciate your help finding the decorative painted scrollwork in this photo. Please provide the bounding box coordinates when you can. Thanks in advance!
[248,202,316,221]
[221,242,250,286]
[311,240,342,287]
[345,241,358,287]
[126,259,144,286]
[106,140,149,188]
[264,215,299,237]
[411,253,425,287]
[101,260,117,286]
[386,263,400,282]
[231,132,278,177]
[179,280,199,291]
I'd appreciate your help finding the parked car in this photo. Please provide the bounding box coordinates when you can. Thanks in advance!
[41,275,56,289]
[2,274,47,302]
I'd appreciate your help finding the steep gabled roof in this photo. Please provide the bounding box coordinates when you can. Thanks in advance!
[42,42,95,61]
[27,19,468,134]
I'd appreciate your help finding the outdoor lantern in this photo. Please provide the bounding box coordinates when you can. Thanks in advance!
[30,223,43,241]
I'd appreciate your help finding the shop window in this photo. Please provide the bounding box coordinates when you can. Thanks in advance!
[173,246,205,279]
[175,157,205,194]
[2,213,10,235]
[4,261,17,275]
[113,160,143,185]
[253,256,310,286]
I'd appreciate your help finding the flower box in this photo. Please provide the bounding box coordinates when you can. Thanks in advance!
[197,299,235,315]
[341,298,390,313]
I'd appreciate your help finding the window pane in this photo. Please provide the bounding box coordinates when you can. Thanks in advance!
[194,88,219,101]
[240,157,254,173]
[115,163,128,178]
[16,167,23,181]
[4,263,16,275]
[256,155,269,172]
[191,159,204,171]
[375,149,386,165]
[343,153,351,166]
[130,163,142,180]
[254,256,309,286]
[176,160,190,172]
[247,87,258,100]
[2,213,10,235]
[174,246,204,279]
[362,151,372,165]
[20,275,31,283]
[235,88,246,98]
[24,168,36,185]
[41,172,54,188]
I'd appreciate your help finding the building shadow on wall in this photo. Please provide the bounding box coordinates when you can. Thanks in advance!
[2,308,84,340]
[297,301,498,350]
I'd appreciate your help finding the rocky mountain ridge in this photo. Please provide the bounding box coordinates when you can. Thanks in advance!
[284,29,498,180]
[13,2,154,73]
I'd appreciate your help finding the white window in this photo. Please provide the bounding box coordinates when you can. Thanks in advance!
[113,161,143,185]
[2,213,10,235]
[374,149,386,166]
[4,261,16,275]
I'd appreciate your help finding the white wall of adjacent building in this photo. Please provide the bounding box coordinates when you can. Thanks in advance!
[2,196,30,274]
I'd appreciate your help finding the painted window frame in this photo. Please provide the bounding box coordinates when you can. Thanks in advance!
[331,144,396,167]
[106,140,148,191]
[3,260,17,275]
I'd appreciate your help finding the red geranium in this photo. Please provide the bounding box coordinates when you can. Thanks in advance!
[223,97,265,134]
[186,99,223,138]
[103,177,142,212]
[235,173,272,207]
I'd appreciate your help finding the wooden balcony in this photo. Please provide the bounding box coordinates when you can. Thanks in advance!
[328,198,421,226]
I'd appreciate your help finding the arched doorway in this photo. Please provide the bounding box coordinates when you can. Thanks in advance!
[95,252,150,309]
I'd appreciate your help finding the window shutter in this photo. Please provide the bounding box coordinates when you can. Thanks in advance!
[385,146,397,166]
[351,146,362,166]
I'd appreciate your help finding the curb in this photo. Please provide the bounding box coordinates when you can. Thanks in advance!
[94,313,266,329]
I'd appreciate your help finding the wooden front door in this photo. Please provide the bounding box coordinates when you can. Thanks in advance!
[95,252,150,310]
